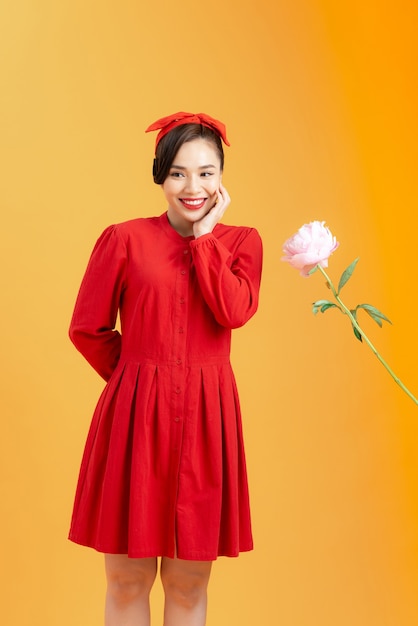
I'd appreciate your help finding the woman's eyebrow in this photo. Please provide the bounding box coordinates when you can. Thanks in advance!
[170,164,216,169]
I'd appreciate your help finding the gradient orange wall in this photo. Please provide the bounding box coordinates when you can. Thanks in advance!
[1,1,418,624]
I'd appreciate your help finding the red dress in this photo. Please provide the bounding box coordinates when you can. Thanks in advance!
[69,212,263,560]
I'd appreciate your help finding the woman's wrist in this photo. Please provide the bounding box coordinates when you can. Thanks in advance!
[194,230,211,239]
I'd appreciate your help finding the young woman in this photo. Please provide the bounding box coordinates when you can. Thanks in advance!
[69,112,263,625]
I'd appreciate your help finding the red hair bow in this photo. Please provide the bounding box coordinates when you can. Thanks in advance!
[145,111,230,149]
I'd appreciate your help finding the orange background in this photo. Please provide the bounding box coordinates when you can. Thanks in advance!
[1,1,418,624]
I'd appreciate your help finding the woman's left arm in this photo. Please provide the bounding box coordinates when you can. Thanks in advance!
[189,227,263,329]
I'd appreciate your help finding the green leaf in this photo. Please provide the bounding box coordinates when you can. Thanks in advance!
[350,308,362,342]
[337,257,360,294]
[320,303,339,313]
[352,325,363,342]
[313,299,334,307]
[356,303,392,327]
[312,300,339,315]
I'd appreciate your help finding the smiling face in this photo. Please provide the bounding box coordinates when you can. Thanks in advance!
[162,138,222,236]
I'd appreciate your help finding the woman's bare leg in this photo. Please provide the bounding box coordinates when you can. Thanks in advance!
[104,554,157,626]
[160,557,212,626]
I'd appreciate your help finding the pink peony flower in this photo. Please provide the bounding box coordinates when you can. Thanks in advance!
[282,220,339,276]
[281,220,418,405]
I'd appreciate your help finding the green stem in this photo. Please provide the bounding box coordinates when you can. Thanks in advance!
[317,264,418,406]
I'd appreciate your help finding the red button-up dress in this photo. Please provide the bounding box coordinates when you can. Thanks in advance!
[68,212,263,560]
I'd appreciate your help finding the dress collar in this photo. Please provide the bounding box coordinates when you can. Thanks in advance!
[159,212,195,242]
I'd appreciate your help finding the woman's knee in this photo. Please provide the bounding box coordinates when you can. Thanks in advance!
[160,558,212,609]
[105,555,157,606]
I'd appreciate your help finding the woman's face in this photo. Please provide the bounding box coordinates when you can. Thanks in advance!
[162,138,222,236]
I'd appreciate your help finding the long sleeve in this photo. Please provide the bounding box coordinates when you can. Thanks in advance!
[69,225,127,381]
[189,227,263,329]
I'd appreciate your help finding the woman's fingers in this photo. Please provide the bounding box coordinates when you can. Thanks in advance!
[212,184,231,220]
[217,183,230,211]
[193,185,231,237]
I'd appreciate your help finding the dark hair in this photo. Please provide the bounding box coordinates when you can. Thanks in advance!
[152,124,224,184]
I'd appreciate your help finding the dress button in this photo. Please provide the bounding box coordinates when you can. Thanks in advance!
[176,359,182,365]
[175,387,181,394]
[174,417,180,423]
[179,298,185,304]
[180,270,186,275]
[183,249,189,255]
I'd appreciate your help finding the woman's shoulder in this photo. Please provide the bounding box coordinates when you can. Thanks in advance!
[111,215,162,236]
[214,222,262,246]
[215,221,260,235]
[97,215,166,247]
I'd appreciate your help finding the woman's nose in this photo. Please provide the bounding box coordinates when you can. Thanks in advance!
[184,174,201,193]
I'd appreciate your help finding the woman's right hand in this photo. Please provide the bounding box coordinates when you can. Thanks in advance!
[193,183,231,238]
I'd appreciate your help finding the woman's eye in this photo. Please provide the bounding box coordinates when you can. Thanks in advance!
[170,172,184,178]
[201,172,214,177]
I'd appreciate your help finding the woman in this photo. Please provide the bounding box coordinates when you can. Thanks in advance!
[69,112,263,625]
